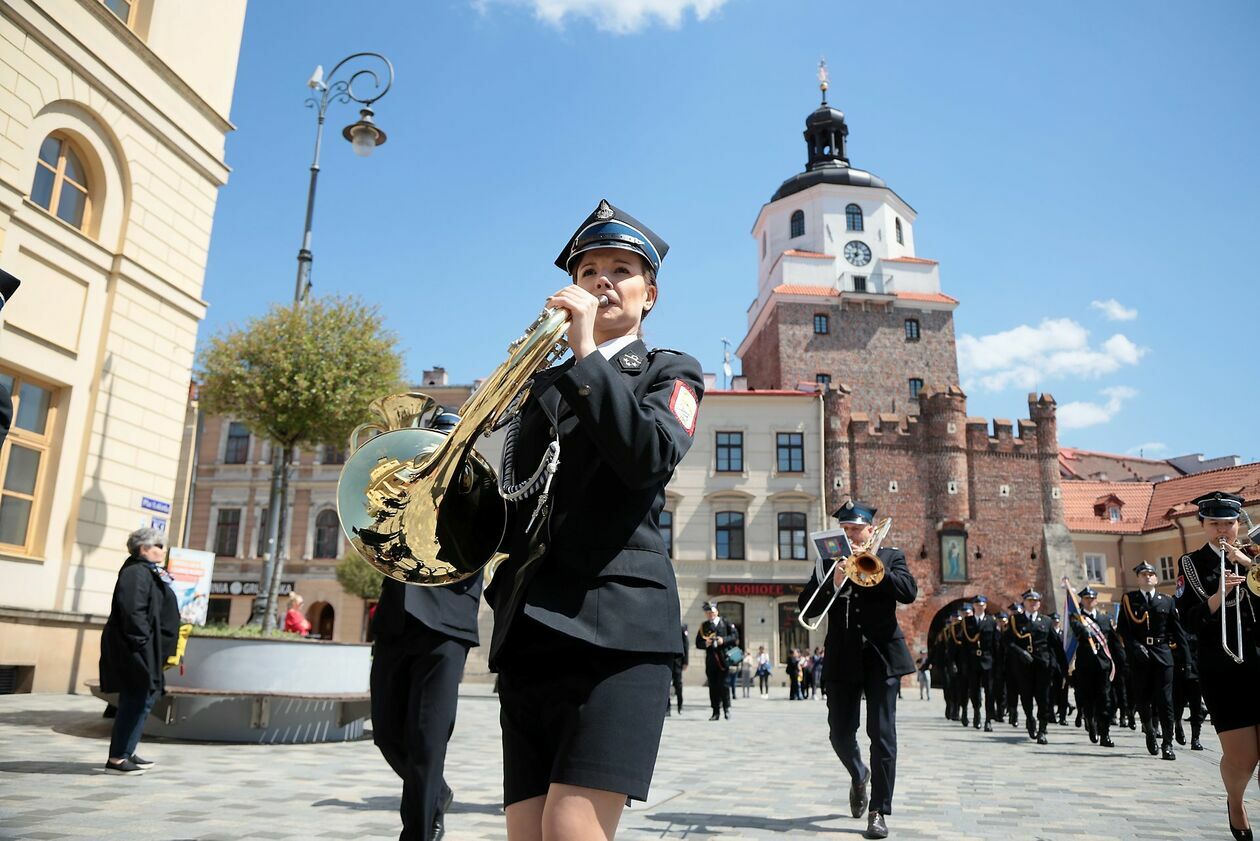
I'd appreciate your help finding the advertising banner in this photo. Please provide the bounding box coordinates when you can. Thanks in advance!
[166,547,216,625]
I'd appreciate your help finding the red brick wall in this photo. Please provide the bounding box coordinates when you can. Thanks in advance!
[741,306,783,391]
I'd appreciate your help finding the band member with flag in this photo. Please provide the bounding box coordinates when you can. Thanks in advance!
[1175,491,1260,839]
[799,500,917,840]
[1068,585,1120,747]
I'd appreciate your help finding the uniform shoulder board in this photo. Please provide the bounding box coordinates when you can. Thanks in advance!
[647,348,683,360]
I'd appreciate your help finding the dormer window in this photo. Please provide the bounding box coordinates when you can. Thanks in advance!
[1108,506,1121,523]
[845,203,863,232]
[1092,494,1125,521]
[790,209,805,238]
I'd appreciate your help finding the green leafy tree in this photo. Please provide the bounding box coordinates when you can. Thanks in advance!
[198,296,403,630]
[336,552,383,602]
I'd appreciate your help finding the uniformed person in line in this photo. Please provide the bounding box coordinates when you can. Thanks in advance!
[1175,491,1260,840]
[1003,601,1024,728]
[946,609,966,722]
[1118,560,1186,761]
[1171,617,1205,751]
[927,622,953,721]
[992,611,1009,723]
[954,603,977,727]
[1111,622,1136,731]
[696,602,738,720]
[0,269,21,449]
[799,500,918,840]
[963,595,1000,731]
[1048,612,1071,726]
[483,199,706,840]
[1008,589,1067,744]
[667,623,689,716]
[1069,586,1120,747]
[371,409,482,841]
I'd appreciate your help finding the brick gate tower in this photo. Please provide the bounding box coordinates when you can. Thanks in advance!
[740,74,1080,650]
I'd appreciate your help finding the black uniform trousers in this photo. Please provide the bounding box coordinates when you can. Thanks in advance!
[1075,665,1113,739]
[668,661,684,714]
[1013,658,1053,735]
[1005,661,1021,723]
[825,649,900,815]
[1132,655,1175,745]
[707,666,730,713]
[1173,673,1205,734]
[966,663,995,724]
[371,627,469,841]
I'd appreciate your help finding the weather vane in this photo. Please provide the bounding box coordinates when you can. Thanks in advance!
[818,58,829,105]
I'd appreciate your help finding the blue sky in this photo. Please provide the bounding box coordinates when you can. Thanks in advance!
[201,0,1260,462]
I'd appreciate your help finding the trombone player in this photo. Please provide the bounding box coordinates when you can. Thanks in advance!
[1174,491,1260,840]
[798,501,917,840]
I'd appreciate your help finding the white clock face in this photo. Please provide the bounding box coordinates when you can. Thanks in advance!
[844,240,872,267]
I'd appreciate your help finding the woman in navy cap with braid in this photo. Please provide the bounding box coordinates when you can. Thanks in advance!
[1175,491,1260,839]
[485,200,704,841]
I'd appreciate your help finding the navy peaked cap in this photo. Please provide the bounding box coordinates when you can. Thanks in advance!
[832,500,876,525]
[555,199,668,275]
[1193,491,1244,521]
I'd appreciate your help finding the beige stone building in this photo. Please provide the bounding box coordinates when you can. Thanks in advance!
[0,0,247,693]
[1061,462,1260,614]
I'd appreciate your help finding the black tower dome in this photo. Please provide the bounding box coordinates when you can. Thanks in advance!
[771,71,886,202]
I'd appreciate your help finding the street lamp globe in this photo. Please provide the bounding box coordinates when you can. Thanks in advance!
[343,107,387,158]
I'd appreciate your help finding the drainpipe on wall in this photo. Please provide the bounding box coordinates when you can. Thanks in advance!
[1116,535,1126,595]
[1174,516,1189,556]
[817,392,827,529]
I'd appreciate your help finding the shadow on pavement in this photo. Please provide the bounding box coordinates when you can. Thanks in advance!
[0,708,112,741]
[0,760,104,775]
[311,795,502,816]
[642,812,854,835]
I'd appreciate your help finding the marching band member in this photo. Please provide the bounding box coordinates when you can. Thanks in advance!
[1008,589,1066,745]
[1118,561,1185,761]
[1175,491,1260,840]
[963,596,999,732]
[696,602,738,720]
[798,501,917,840]
[484,199,704,841]
[1068,586,1120,748]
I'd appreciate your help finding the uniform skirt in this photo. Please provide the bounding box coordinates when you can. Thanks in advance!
[1200,653,1260,733]
[497,617,672,806]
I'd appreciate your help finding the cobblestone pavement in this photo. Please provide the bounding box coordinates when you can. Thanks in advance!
[0,686,1228,840]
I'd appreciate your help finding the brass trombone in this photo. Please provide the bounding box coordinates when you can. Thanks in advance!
[1220,536,1245,665]
[798,517,892,631]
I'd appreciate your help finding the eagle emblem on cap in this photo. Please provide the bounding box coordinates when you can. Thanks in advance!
[595,200,614,220]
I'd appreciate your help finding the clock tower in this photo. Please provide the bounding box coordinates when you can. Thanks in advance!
[737,78,960,417]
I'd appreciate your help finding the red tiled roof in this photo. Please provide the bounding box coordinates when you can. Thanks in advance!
[1058,447,1182,481]
[782,249,831,260]
[1061,482,1154,534]
[772,284,840,297]
[883,256,939,264]
[895,291,958,305]
[1061,463,1260,534]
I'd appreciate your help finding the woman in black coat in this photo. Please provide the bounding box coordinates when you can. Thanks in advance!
[485,200,704,840]
[99,527,179,775]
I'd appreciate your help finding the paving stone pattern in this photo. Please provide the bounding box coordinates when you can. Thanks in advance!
[0,687,1225,839]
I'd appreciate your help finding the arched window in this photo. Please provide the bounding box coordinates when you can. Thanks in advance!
[790,209,805,238]
[314,509,340,558]
[31,134,91,230]
[895,218,903,244]
[845,203,863,232]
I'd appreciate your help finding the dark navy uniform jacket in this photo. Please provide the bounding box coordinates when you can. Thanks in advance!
[373,573,482,646]
[485,339,703,669]
[1069,610,1120,675]
[797,547,918,681]
[963,613,1000,671]
[1176,542,1260,673]
[695,618,739,677]
[1008,612,1068,671]
[1118,588,1186,668]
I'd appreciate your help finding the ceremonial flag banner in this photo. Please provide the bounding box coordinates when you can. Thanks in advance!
[166,547,216,626]
[1061,577,1080,666]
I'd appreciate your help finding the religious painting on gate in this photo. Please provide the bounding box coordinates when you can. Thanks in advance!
[940,532,968,582]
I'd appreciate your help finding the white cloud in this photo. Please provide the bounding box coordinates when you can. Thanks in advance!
[472,0,730,33]
[957,318,1146,392]
[1126,441,1168,456]
[1057,386,1138,430]
[1090,298,1138,321]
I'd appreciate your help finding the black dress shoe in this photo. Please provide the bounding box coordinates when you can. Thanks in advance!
[430,811,445,841]
[1128,717,1137,730]
[1100,735,1115,747]
[1036,733,1048,745]
[961,714,969,727]
[723,708,730,720]
[983,721,993,732]
[1088,728,1098,744]
[973,719,980,729]
[1162,745,1176,761]
[709,711,719,721]
[1192,738,1205,751]
[849,769,870,819]
[865,810,888,839]
[1145,730,1158,756]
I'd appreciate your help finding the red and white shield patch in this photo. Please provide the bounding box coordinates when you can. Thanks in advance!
[668,380,698,436]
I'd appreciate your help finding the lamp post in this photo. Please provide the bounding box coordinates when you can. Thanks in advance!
[252,52,394,629]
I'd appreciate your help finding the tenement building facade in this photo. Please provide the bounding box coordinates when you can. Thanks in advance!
[0,0,246,693]
[733,88,1080,651]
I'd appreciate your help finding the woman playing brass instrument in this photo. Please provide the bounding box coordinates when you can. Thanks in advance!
[1174,491,1260,840]
[485,199,704,841]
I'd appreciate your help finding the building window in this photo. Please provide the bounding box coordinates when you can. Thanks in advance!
[214,508,241,557]
[790,209,805,238]
[322,444,346,465]
[845,203,864,232]
[660,510,673,557]
[715,431,743,473]
[31,134,91,230]
[1108,505,1122,523]
[1084,553,1105,584]
[776,432,804,473]
[314,509,340,559]
[909,378,924,399]
[206,597,232,625]
[761,232,766,259]
[816,373,832,391]
[256,507,271,557]
[813,313,829,334]
[905,319,920,341]
[715,511,745,560]
[895,218,904,244]
[778,512,807,560]
[1158,555,1176,582]
[100,0,135,25]
[224,422,250,464]
[0,371,55,554]
[852,275,867,293]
